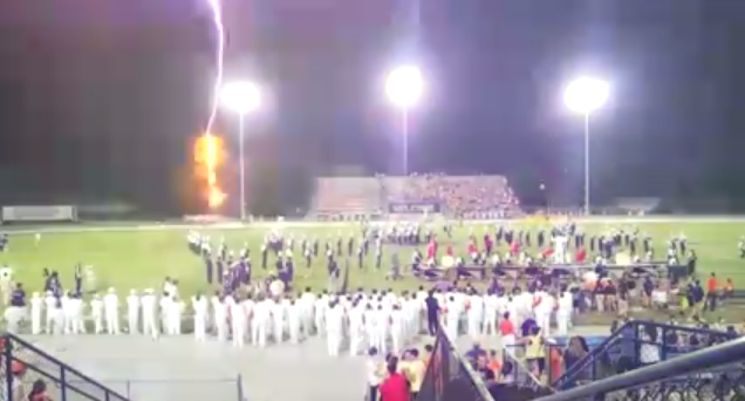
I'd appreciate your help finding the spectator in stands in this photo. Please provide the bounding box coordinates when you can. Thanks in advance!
[549,346,563,384]
[423,344,434,367]
[380,357,409,401]
[562,336,588,386]
[487,349,501,376]
[366,347,384,401]
[524,326,546,377]
[498,360,515,385]
[707,273,719,311]
[4,361,26,401]
[28,379,51,401]
[404,349,426,399]
[639,325,661,366]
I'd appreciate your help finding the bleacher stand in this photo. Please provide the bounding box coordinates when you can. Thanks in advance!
[384,174,521,218]
[309,174,521,220]
[312,177,383,220]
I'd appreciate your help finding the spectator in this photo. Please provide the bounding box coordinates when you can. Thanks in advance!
[404,349,426,399]
[524,326,546,377]
[28,379,51,401]
[385,175,521,218]
[562,336,588,386]
[707,273,718,311]
[549,346,563,383]
[499,360,516,385]
[380,357,409,401]
[639,325,661,366]
[4,361,26,401]
[422,344,434,367]
[366,347,384,401]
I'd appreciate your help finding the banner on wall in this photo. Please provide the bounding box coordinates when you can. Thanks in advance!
[388,202,441,214]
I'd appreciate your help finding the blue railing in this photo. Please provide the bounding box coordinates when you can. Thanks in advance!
[536,336,745,401]
[2,332,130,401]
[552,320,737,390]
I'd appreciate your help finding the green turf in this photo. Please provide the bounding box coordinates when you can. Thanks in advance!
[1,220,742,302]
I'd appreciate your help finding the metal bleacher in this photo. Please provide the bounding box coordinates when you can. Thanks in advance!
[313,177,382,217]
[1,332,129,401]
[537,335,745,401]
[552,320,738,391]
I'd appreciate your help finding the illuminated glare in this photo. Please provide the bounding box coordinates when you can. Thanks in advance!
[563,77,610,114]
[385,65,423,108]
[208,187,227,209]
[220,81,261,114]
[193,134,227,209]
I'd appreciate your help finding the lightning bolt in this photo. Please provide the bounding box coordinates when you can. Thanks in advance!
[199,0,227,209]
[205,0,225,134]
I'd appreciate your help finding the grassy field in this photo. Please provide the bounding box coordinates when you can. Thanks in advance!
[0,219,742,299]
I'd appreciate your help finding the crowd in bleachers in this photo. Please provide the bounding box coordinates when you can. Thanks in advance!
[312,174,521,218]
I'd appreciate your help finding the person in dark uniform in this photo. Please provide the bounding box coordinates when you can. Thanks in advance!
[425,291,440,335]
[5,283,27,332]
[73,264,83,296]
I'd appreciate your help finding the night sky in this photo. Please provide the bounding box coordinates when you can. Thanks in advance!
[1,0,744,215]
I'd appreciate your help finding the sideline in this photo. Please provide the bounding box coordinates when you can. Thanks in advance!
[1,215,743,235]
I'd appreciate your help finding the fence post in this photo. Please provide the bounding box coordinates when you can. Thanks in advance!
[60,366,68,401]
[4,335,13,401]
[237,374,245,401]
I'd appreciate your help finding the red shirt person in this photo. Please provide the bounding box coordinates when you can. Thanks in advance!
[380,358,410,401]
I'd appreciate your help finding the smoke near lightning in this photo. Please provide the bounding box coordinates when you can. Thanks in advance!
[194,0,227,209]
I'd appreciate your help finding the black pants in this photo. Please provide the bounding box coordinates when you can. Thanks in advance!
[368,385,379,401]
[707,292,717,311]
[427,314,439,335]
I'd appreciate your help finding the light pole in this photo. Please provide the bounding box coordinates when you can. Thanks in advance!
[563,77,609,216]
[219,80,261,221]
[385,65,422,175]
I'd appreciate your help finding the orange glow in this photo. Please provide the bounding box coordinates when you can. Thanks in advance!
[194,134,227,209]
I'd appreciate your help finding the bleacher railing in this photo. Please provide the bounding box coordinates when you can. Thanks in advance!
[417,324,494,401]
[92,376,245,401]
[552,320,737,390]
[1,332,130,401]
[536,336,745,401]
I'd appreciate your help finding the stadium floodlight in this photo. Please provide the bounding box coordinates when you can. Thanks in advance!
[219,80,261,221]
[385,65,423,175]
[220,81,261,115]
[563,76,610,216]
[563,77,609,115]
[385,65,423,108]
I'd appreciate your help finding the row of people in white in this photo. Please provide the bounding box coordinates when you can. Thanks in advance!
[23,288,185,337]
[15,288,574,357]
[206,291,423,356]
[436,290,574,341]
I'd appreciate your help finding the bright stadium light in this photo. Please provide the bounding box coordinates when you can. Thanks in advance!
[563,76,610,216]
[385,65,423,175]
[385,65,423,108]
[219,80,261,221]
[220,81,261,115]
[563,77,609,115]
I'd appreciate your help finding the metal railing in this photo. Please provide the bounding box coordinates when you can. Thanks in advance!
[536,336,745,401]
[552,320,737,390]
[2,332,130,401]
[89,376,244,401]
